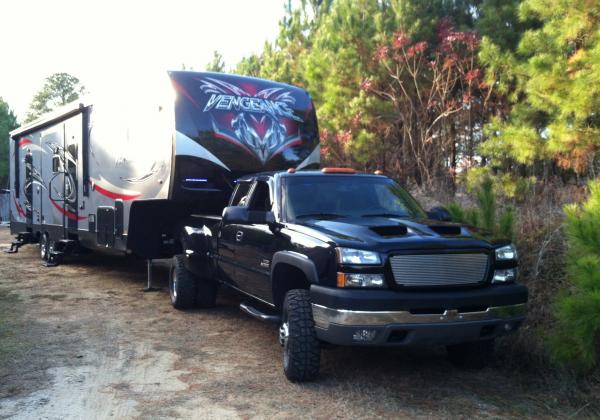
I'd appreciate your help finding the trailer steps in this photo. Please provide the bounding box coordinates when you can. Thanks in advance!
[4,232,34,254]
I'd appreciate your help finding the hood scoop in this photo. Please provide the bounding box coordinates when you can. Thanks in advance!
[370,225,408,237]
[429,225,462,236]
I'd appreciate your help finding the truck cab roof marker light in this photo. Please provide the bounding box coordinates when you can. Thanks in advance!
[321,167,356,174]
[374,170,384,175]
[287,168,296,173]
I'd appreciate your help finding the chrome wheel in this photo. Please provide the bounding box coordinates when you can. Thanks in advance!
[279,322,289,347]
[280,320,290,370]
[170,269,178,302]
[39,234,49,261]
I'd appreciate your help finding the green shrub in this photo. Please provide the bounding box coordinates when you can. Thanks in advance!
[548,180,600,371]
[460,167,536,201]
[446,176,514,241]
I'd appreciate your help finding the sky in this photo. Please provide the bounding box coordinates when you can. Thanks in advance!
[0,0,286,121]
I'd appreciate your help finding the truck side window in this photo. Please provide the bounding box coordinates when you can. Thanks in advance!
[230,182,252,207]
[248,181,272,211]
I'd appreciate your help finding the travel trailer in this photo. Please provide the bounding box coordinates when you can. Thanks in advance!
[7,71,320,264]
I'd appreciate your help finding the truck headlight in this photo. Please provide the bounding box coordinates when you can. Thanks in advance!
[495,244,517,261]
[337,272,385,288]
[336,248,381,265]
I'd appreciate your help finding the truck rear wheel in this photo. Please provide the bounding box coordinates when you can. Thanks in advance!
[169,255,198,310]
[446,338,495,369]
[195,272,218,309]
[279,289,320,382]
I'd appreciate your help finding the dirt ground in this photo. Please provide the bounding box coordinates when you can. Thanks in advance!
[0,226,597,419]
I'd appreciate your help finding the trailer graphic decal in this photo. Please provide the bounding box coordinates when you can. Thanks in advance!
[18,138,32,148]
[197,77,304,164]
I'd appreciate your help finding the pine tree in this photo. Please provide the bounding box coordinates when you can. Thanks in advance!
[548,180,600,370]
[480,0,600,176]
[0,98,18,188]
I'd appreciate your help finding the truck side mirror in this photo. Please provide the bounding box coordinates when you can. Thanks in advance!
[427,206,452,222]
[222,206,249,224]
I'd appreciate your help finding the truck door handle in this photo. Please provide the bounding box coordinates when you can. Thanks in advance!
[236,231,244,242]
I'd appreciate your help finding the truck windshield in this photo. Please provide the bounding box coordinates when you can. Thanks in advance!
[283,175,426,221]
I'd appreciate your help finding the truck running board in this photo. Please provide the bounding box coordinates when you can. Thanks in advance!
[240,302,281,324]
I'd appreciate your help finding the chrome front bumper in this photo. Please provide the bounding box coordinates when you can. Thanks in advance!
[312,303,527,330]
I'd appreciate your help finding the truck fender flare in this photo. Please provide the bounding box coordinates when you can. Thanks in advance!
[179,225,213,277]
[271,251,319,284]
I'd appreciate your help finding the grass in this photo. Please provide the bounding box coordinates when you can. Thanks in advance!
[0,289,26,376]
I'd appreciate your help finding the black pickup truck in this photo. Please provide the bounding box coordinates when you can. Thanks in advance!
[170,168,527,381]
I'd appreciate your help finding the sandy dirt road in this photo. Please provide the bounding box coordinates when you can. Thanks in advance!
[0,226,596,419]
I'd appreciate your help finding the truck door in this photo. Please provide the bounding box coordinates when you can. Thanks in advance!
[217,181,253,287]
[234,180,277,302]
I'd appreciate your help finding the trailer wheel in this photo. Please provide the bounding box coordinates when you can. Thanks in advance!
[39,233,49,261]
[169,255,198,310]
[279,289,321,382]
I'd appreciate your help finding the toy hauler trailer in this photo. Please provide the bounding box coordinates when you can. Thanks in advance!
[7,71,320,264]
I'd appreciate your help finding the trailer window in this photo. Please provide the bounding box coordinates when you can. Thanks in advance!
[230,182,252,207]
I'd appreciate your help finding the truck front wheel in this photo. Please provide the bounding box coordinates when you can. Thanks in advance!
[279,289,320,382]
[170,255,198,310]
[446,338,495,369]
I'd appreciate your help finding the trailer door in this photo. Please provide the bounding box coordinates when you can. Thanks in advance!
[30,135,43,227]
[63,114,83,234]
[41,126,66,234]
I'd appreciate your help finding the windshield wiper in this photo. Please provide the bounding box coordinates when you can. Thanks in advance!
[296,213,345,220]
[361,213,408,218]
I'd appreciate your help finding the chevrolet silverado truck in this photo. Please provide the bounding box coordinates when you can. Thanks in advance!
[171,168,528,381]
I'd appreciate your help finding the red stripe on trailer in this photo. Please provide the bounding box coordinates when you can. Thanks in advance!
[18,138,32,147]
[50,199,87,221]
[93,183,141,200]
[13,194,26,217]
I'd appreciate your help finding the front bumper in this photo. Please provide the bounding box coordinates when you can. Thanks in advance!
[310,284,527,346]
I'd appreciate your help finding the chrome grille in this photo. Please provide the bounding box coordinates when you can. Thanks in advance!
[389,253,489,287]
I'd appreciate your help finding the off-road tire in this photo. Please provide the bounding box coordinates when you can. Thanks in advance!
[170,255,198,310]
[447,338,495,369]
[195,272,218,309]
[280,289,321,382]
